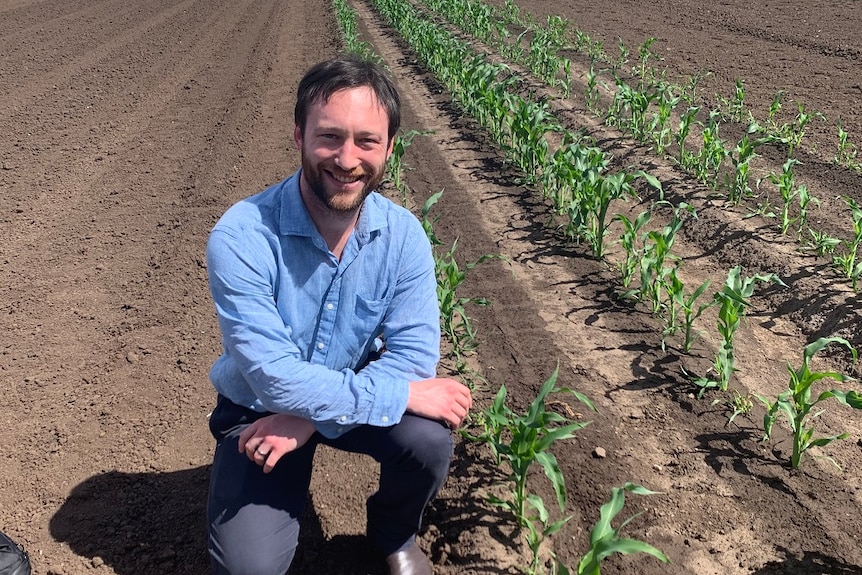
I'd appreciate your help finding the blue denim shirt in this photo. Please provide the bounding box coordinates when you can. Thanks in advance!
[206,170,440,438]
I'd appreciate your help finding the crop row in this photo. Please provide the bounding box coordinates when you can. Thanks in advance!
[334,0,862,572]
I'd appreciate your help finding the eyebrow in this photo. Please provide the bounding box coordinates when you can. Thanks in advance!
[313,125,385,140]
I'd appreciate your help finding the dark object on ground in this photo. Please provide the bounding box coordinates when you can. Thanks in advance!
[0,531,30,575]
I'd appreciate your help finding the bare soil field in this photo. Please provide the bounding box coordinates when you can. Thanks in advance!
[1,0,861,574]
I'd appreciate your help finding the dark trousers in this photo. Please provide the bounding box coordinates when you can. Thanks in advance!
[207,396,453,575]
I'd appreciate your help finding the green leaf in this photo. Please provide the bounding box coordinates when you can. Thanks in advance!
[535,450,567,511]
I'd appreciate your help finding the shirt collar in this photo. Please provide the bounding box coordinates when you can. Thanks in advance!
[278,169,388,244]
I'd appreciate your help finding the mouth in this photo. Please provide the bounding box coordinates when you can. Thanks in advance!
[327,170,365,185]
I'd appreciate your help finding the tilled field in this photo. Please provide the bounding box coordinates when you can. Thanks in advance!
[1,0,861,574]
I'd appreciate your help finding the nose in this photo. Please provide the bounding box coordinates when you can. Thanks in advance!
[333,140,360,172]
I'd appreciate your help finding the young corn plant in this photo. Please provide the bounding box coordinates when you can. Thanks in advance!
[467,369,597,575]
[584,58,604,114]
[803,227,841,258]
[481,368,597,529]
[779,101,823,157]
[717,78,746,123]
[652,82,681,155]
[757,337,861,469]
[833,120,860,170]
[675,105,701,171]
[565,170,662,260]
[615,209,652,289]
[626,202,695,312]
[421,191,501,372]
[832,196,862,290]
[552,483,669,575]
[662,266,714,353]
[693,266,785,397]
[722,389,754,426]
[386,129,433,204]
[694,110,728,187]
[332,0,378,60]
[763,157,818,235]
[725,124,778,205]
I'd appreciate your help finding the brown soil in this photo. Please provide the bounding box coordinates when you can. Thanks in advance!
[1,0,861,574]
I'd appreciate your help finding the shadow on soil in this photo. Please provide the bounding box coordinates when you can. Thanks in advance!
[49,468,397,575]
[753,546,862,575]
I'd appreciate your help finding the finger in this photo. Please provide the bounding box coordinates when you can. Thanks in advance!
[262,450,284,474]
[238,425,254,453]
[238,419,263,453]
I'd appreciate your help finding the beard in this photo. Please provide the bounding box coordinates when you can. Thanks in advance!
[301,152,385,214]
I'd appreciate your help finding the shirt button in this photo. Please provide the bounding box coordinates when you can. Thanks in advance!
[317,342,325,350]
[381,415,389,423]
[339,415,347,423]
[326,303,334,311]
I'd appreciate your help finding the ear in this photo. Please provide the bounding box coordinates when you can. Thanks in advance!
[293,124,303,150]
[385,136,395,161]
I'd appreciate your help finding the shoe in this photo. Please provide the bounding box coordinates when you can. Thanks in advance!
[385,542,433,575]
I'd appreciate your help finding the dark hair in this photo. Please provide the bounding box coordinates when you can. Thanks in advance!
[294,55,401,141]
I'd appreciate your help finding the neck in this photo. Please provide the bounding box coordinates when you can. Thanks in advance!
[299,179,361,260]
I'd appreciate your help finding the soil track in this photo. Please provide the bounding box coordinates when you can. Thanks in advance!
[1,0,861,574]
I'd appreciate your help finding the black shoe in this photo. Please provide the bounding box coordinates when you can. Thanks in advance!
[385,543,432,575]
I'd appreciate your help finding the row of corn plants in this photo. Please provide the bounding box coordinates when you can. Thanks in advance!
[400,0,862,472]
[416,0,862,295]
[360,0,671,572]
[348,4,862,574]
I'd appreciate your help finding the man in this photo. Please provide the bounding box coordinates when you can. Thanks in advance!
[205,55,472,575]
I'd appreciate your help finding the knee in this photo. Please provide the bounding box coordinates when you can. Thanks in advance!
[399,415,454,477]
[211,544,295,575]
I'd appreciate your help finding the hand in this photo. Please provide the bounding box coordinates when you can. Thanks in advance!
[238,413,316,473]
[406,377,472,430]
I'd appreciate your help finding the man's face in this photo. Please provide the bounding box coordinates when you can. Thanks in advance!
[294,86,394,214]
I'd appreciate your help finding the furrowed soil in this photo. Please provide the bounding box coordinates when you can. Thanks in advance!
[1,0,860,574]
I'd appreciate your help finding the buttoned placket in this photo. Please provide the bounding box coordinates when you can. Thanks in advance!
[315,235,365,434]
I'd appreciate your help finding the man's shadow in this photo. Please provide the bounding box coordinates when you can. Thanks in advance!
[50,468,384,574]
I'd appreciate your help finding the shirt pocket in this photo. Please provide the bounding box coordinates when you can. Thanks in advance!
[353,293,387,329]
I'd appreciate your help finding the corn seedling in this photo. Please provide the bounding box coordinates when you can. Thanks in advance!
[607,79,658,142]
[421,191,502,372]
[757,337,861,469]
[667,270,714,353]
[633,37,659,91]
[585,58,604,114]
[523,497,571,575]
[832,196,862,290]
[675,105,701,171]
[569,483,669,575]
[720,389,754,426]
[615,209,652,289]
[386,129,433,204]
[780,102,823,157]
[802,227,841,258]
[725,123,777,205]
[763,158,817,235]
[630,202,695,313]
[483,367,596,529]
[693,266,785,397]
[717,78,746,123]
[681,70,711,105]
[834,120,860,170]
[565,170,662,260]
[332,0,378,60]
[694,110,728,186]
[652,82,681,155]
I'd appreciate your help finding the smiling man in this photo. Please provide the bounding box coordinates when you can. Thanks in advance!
[204,56,472,575]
